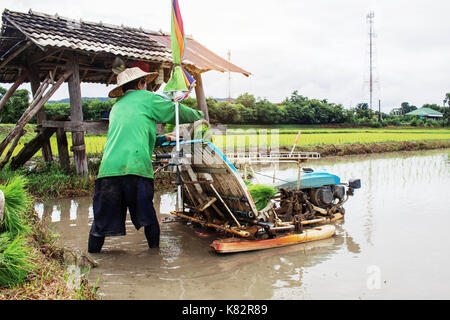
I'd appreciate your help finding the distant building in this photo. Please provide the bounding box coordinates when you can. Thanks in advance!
[391,108,403,116]
[405,107,443,120]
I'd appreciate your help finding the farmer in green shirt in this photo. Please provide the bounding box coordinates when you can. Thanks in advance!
[88,67,204,253]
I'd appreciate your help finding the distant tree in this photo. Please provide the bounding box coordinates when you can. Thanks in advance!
[329,103,346,123]
[356,102,369,111]
[354,103,373,119]
[213,101,240,123]
[0,88,30,123]
[287,90,308,105]
[255,99,284,124]
[235,104,256,123]
[44,102,70,120]
[400,102,417,115]
[82,99,114,120]
[235,93,256,109]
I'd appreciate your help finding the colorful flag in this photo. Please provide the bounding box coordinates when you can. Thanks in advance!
[164,0,196,101]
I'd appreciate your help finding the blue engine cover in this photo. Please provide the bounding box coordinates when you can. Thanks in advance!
[275,170,341,190]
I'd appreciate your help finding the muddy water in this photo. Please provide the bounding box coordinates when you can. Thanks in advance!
[35,149,450,300]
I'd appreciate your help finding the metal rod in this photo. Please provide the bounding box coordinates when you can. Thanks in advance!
[170,211,250,237]
[296,161,302,190]
[209,184,241,228]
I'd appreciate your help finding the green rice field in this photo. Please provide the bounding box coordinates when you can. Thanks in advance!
[211,128,450,149]
[0,124,449,158]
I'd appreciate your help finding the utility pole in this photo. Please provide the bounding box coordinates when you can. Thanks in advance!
[378,99,382,122]
[227,49,231,102]
[367,11,375,110]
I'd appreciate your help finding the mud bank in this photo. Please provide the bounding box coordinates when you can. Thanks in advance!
[285,139,450,157]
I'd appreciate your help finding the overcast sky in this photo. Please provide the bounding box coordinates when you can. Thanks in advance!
[1,0,449,112]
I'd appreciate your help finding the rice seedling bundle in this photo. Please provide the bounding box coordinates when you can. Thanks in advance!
[192,123,212,142]
[0,233,34,287]
[246,183,277,211]
[0,176,30,236]
[0,175,35,287]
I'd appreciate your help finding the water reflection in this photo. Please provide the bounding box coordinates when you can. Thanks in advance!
[35,148,450,299]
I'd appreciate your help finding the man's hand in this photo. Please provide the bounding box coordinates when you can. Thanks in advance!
[165,132,182,142]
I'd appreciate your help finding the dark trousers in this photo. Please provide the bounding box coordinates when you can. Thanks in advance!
[88,175,159,253]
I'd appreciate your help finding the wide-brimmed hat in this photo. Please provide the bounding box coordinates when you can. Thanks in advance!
[108,67,158,98]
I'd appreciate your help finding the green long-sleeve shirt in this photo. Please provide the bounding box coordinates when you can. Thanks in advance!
[97,90,204,179]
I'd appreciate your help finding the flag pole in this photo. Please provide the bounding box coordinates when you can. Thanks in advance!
[174,94,182,213]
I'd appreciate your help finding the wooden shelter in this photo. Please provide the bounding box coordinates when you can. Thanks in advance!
[0,8,250,175]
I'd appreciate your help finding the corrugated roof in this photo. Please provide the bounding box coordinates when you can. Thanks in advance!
[0,8,250,82]
[405,107,443,117]
[1,9,172,62]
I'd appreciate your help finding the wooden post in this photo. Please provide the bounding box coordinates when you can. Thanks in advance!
[66,54,88,176]
[194,72,209,122]
[56,128,70,172]
[9,126,58,169]
[0,129,26,169]
[29,64,53,162]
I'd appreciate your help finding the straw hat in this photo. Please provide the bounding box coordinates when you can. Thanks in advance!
[108,67,158,98]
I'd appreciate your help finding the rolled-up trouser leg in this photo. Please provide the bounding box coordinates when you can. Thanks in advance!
[144,223,160,248]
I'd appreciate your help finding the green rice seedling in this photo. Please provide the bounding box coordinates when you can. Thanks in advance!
[247,184,278,211]
[193,122,212,142]
[0,232,12,251]
[0,175,30,235]
[0,234,35,287]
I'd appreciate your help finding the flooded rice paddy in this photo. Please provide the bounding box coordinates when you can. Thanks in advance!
[35,148,450,300]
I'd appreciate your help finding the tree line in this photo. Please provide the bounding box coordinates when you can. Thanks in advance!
[197,91,450,127]
[1,86,449,127]
[0,87,113,123]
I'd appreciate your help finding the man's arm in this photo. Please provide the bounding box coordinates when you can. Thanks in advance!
[149,94,204,124]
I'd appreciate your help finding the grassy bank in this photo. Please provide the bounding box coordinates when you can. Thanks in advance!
[0,175,99,300]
